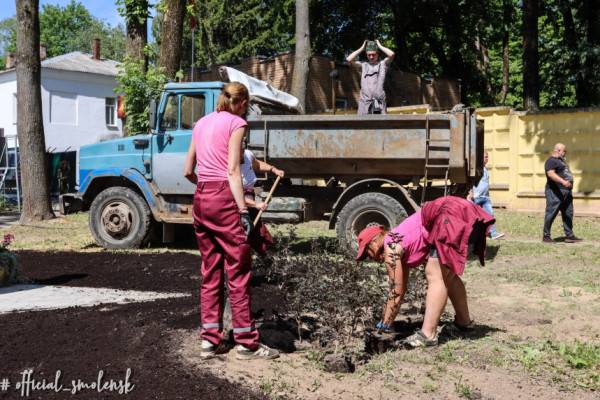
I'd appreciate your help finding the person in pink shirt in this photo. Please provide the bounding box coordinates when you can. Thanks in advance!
[184,82,279,360]
[355,206,476,348]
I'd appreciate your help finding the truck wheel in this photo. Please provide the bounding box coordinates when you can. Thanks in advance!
[335,192,407,257]
[89,187,152,249]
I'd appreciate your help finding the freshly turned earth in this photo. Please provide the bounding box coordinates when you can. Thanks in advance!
[0,250,287,399]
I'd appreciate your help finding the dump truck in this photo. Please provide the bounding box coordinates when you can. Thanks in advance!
[61,75,483,252]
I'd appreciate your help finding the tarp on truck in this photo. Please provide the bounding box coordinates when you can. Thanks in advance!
[219,66,303,114]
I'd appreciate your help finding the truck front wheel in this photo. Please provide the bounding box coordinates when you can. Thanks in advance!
[89,187,153,249]
[335,192,407,257]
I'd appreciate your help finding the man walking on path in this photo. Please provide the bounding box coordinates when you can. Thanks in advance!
[347,39,395,115]
[543,143,582,243]
[469,151,504,240]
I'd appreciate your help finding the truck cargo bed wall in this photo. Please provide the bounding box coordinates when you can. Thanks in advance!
[247,113,472,183]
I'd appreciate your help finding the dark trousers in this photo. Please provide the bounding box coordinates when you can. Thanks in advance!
[193,181,259,349]
[543,185,574,238]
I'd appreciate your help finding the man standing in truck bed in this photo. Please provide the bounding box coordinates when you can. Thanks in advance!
[347,39,395,115]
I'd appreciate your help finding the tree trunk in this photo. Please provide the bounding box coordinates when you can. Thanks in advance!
[290,0,310,113]
[125,0,148,71]
[390,0,411,71]
[580,0,600,106]
[474,35,493,100]
[15,0,54,223]
[158,0,186,79]
[559,0,583,105]
[522,0,539,111]
[499,0,512,104]
[442,0,468,103]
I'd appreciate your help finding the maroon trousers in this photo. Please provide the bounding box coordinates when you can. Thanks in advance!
[193,181,260,349]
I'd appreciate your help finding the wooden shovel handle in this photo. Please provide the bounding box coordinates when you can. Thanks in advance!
[253,175,281,226]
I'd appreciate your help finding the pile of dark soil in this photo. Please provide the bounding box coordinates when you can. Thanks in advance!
[0,250,278,399]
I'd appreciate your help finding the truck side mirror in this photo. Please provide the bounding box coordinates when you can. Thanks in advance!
[149,99,157,131]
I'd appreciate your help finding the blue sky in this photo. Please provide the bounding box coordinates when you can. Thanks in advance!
[1,0,126,27]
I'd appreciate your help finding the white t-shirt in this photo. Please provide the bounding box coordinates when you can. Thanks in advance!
[241,149,257,190]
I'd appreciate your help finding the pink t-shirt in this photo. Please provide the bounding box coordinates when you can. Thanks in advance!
[192,111,247,182]
[384,210,430,268]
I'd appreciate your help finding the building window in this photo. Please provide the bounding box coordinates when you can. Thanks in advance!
[105,97,116,126]
[50,91,77,125]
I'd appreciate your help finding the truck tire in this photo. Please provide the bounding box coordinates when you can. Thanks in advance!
[89,187,153,249]
[335,192,407,257]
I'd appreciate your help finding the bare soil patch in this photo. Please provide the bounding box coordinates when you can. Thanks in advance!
[0,250,267,399]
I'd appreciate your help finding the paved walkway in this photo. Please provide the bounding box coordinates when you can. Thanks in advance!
[0,284,189,314]
[0,213,20,229]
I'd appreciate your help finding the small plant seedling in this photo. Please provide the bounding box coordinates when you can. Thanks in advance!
[422,380,438,393]
[454,376,480,399]
[309,379,321,392]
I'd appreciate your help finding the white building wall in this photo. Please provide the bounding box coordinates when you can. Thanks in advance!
[42,68,123,153]
[0,68,123,152]
[0,71,18,142]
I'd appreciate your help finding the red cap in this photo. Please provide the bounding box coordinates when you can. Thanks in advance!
[356,225,384,261]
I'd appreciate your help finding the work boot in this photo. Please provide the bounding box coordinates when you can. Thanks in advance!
[565,235,583,243]
[235,343,280,360]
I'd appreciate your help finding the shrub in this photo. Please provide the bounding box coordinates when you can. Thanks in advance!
[115,56,169,135]
[0,234,18,286]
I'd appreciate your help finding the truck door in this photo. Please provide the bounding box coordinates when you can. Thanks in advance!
[152,91,211,194]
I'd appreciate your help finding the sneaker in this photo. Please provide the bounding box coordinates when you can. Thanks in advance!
[542,236,554,243]
[490,232,505,240]
[565,235,583,243]
[402,329,438,348]
[235,343,280,360]
[444,320,475,337]
[200,340,217,359]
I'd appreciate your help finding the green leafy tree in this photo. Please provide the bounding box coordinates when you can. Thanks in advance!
[115,0,152,135]
[192,0,294,68]
[0,17,17,68]
[117,0,149,70]
[310,0,384,61]
[1,1,126,61]
[115,57,168,135]
[38,1,94,56]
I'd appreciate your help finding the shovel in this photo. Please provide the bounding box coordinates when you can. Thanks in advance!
[253,175,281,227]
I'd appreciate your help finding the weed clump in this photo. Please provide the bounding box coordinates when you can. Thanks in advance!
[254,228,427,356]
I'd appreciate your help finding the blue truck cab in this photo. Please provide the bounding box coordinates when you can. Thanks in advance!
[63,82,223,249]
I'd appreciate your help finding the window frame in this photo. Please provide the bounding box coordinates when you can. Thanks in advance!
[179,93,206,130]
[159,94,179,131]
[105,97,117,127]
